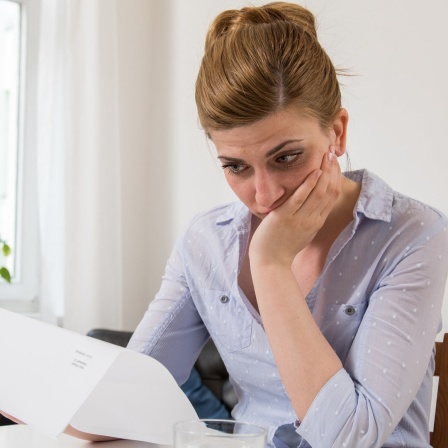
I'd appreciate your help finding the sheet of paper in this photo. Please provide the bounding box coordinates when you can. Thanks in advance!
[70,349,198,444]
[0,308,120,436]
[0,309,198,445]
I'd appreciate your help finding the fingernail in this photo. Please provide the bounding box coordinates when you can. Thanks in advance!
[316,169,322,179]
[328,151,334,161]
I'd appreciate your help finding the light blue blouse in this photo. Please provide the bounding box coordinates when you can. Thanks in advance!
[128,170,448,447]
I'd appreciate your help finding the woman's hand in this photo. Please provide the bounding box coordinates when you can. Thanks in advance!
[249,146,341,268]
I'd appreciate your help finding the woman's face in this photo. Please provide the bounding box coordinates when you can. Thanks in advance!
[210,107,347,219]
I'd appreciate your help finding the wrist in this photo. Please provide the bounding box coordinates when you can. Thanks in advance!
[249,251,294,271]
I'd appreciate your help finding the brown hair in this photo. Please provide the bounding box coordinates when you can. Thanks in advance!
[195,2,341,132]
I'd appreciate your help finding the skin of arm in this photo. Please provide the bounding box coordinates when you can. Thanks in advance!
[249,149,344,420]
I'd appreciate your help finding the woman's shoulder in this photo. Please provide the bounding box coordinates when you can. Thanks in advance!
[387,180,448,229]
[351,169,448,227]
[392,191,447,223]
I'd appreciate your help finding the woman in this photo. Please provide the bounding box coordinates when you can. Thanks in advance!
[3,2,446,447]
[128,2,448,447]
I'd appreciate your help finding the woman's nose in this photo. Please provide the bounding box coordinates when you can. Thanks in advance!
[254,172,284,209]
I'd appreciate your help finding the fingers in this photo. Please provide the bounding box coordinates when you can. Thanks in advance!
[289,146,341,218]
[286,168,323,210]
[320,163,342,218]
[310,146,341,215]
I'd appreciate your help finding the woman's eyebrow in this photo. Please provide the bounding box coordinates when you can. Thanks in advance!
[217,155,245,163]
[265,139,304,158]
[217,139,304,162]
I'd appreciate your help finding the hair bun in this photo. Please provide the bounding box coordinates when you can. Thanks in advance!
[205,1,317,52]
[197,2,341,131]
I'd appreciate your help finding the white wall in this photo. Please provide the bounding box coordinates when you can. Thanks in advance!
[163,0,448,336]
[115,1,175,329]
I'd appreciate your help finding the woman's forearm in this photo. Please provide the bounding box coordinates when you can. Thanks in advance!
[252,263,342,420]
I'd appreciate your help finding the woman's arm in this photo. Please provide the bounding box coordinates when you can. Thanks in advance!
[127,228,210,385]
[253,264,343,419]
[249,148,343,419]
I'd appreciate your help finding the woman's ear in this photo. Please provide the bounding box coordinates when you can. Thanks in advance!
[331,108,349,157]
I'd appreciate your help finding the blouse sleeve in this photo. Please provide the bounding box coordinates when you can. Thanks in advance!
[127,230,210,386]
[296,214,448,447]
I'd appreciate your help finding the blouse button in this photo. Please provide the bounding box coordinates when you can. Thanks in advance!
[220,295,229,304]
[344,305,356,316]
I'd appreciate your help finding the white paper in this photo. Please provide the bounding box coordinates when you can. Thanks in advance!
[0,309,198,445]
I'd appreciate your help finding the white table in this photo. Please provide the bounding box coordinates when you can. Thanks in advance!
[0,425,172,448]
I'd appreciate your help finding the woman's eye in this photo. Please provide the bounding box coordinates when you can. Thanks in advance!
[222,164,246,175]
[276,153,299,164]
